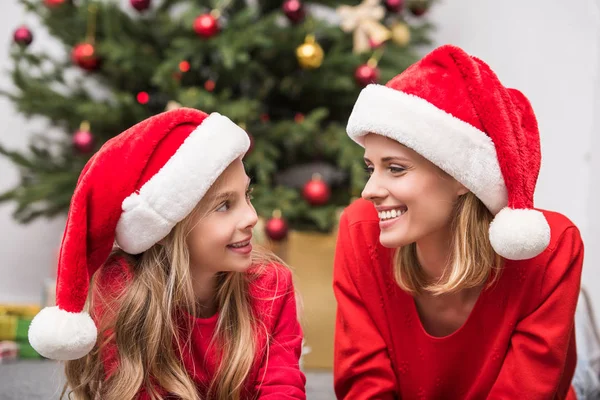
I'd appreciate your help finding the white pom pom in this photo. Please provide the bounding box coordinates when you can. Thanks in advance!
[489,207,551,260]
[28,306,97,361]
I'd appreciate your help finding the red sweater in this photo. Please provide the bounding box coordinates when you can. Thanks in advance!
[334,199,583,400]
[95,257,306,399]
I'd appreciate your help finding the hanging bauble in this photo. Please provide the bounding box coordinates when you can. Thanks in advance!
[384,0,404,13]
[73,122,95,154]
[130,0,151,12]
[296,35,324,69]
[354,60,380,87]
[72,42,100,71]
[193,13,220,38]
[265,210,289,241]
[282,0,305,24]
[408,0,429,16]
[13,26,33,47]
[302,174,331,206]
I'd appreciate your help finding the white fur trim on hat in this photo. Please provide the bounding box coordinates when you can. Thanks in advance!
[489,207,551,260]
[115,112,250,254]
[347,84,508,215]
[28,306,97,361]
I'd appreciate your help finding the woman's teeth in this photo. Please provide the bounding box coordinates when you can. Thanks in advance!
[229,240,250,248]
[378,208,406,221]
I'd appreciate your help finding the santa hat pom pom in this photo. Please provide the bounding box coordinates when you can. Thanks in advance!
[28,306,97,361]
[489,207,551,260]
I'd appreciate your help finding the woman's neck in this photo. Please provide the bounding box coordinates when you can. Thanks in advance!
[415,228,453,282]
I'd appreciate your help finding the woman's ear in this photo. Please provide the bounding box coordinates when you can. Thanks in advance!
[456,182,470,197]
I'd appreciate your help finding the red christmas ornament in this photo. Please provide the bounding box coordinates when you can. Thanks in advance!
[179,61,190,72]
[193,14,220,38]
[130,0,151,12]
[265,211,289,241]
[73,122,95,154]
[72,42,100,71]
[409,0,429,16]
[204,80,216,92]
[13,26,33,47]
[44,0,67,7]
[282,0,305,24]
[354,63,380,87]
[384,0,404,13]
[302,174,331,206]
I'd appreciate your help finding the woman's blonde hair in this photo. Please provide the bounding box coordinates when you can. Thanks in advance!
[62,176,288,400]
[394,192,503,295]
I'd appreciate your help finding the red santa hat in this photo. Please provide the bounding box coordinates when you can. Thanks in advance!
[346,44,550,261]
[28,108,250,360]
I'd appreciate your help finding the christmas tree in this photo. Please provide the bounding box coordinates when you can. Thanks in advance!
[1,0,435,238]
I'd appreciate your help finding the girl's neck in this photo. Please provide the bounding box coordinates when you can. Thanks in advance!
[191,268,218,318]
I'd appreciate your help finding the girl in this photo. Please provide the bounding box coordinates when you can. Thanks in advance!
[334,45,583,399]
[27,108,306,399]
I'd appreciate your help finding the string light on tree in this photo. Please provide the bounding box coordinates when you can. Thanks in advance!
[296,34,324,69]
[72,121,95,154]
[13,26,33,47]
[265,210,289,241]
[44,0,67,7]
[302,173,331,206]
[282,0,305,24]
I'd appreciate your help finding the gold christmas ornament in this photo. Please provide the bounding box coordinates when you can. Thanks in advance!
[337,0,391,54]
[391,22,411,47]
[296,35,324,69]
[165,100,182,111]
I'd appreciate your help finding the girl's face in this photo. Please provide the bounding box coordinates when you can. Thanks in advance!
[187,158,258,275]
[362,134,468,249]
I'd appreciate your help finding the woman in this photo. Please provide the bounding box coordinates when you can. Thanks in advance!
[333,44,583,399]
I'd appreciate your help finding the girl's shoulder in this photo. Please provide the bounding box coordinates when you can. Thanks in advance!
[96,252,135,289]
[247,262,294,298]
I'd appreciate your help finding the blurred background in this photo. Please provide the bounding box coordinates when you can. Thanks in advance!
[0,0,599,398]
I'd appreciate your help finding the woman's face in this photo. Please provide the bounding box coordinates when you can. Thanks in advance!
[362,134,468,248]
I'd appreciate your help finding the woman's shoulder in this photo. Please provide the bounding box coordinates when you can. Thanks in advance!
[532,209,582,265]
[503,209,583,289]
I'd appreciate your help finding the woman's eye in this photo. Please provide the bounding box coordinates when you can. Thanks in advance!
[246,187,254,200]
[363,166,374,176]
[389,166,406,173]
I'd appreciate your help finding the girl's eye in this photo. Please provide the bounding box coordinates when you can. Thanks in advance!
[216,201,230,212]
[363,166,374,176]
[246,187,254,200]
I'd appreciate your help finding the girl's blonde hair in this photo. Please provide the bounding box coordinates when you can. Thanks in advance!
[62,176,288,400]
[394,192,503,295]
